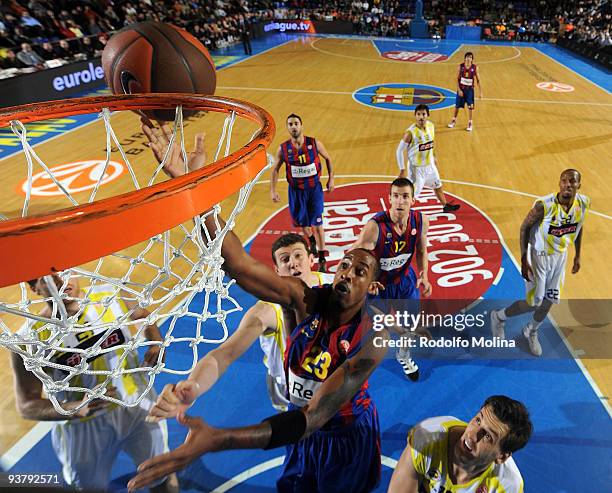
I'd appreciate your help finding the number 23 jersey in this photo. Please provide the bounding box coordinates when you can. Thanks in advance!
[284,285,375,430]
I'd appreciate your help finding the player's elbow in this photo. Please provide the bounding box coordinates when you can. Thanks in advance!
[15,397,38,421]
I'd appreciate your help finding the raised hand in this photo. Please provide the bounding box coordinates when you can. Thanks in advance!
[146,381,200,423]
[142,120,206,178]
[129,412,218,492]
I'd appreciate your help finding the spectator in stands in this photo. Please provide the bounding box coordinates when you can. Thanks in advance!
[16,41,43,67]
[55,39,75,60]
[80,36,96,58]
[0,48,27,69]
[67,19,84,38]
[0,28,18,48]
[37,41,57,61]
[94,34,108,55]
[57,19,75,38]
[11,26,31,45]
[238,14,252,55]
[20,10,43,37]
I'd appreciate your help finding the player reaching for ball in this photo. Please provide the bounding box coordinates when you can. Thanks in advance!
[133,121,388,493]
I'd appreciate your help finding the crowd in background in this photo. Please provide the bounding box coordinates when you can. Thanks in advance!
[0,0,610,77]
[0,0,262,75]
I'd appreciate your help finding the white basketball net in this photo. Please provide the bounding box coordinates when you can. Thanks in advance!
[0,105,270,415]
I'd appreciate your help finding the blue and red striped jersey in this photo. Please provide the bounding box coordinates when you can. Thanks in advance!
[458,62,477,89]
[281,136,322,190]
[371,210,422,287]
[284,285,373,430]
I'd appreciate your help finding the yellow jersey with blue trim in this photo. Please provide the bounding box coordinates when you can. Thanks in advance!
[259,272,334,383]
[18,284,152,409]
[407,121,436,168]
[409,416,524,493]
[530,193,590,254]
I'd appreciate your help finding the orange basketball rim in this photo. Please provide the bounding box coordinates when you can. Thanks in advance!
[0,94,275,288]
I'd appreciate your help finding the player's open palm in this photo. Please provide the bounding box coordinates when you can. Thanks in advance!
[146,381,199,422]
[128,412,217,492]
[142,121,206,178]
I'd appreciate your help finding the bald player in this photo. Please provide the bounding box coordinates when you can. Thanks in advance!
[491,169,589,356]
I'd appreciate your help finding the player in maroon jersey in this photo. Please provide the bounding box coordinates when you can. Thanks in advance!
[131,121,389,493]
[448,52,483,132]
[270,114,335,272]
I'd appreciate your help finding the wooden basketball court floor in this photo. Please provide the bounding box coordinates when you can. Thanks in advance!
[0,34,611,490]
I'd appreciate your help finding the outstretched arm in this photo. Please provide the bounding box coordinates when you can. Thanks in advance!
[351,219,379,251]
[147,303,277,421]
[128,329,389,491]
[316,139,334,193]
[142,121,312,312]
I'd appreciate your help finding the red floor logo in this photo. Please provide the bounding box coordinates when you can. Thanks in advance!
[250,183,503,305]
[382,51,449,63]
[18,160,125,197]
[536,81,575,92]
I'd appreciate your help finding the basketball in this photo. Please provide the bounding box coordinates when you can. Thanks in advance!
[101,21,216,120]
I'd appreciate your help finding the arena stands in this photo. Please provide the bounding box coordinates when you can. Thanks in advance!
[0,0,610,79]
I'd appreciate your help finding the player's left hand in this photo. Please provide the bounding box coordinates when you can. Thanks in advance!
[572,256,581,274]
[417,276,432,297]
[327,177,335,193]
[128,412,218,492]
[479,91,483,99]
[143,345,162,367]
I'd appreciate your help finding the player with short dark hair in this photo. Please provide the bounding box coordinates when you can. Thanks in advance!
[388,395,532,493]
[270,114,335,272]
[133,122,389,493]
[396,105,460,211]
[146,233,333,417]
[352,178,432,381]
[491,169,589,356]
[448,52,483,132]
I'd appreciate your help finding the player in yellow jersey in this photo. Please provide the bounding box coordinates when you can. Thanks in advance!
[388,395,532,493]
[11,274,177,492]
[396,104,460,212]
[146,233,334,420]
[491,169,589,356]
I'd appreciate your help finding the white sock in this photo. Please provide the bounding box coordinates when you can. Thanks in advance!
[529,317,543,332]
[497,309,507,321]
